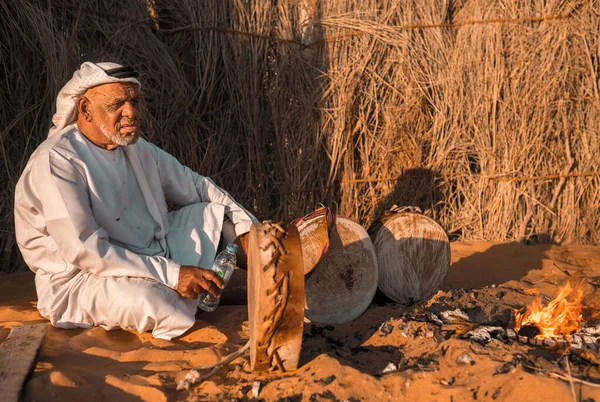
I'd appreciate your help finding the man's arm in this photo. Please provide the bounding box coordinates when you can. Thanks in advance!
[145,141,259,235]
[15,150,191,291]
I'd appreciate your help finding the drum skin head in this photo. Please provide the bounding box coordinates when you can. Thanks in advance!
[300,216,378,324]
[373,212,450,304]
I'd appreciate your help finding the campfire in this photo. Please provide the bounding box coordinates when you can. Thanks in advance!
[410,280,600,355]
[514,281,584,342]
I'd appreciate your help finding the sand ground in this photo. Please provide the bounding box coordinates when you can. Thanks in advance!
[1,241,599,401]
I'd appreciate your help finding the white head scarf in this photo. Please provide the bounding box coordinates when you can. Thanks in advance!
[48,62,141,138]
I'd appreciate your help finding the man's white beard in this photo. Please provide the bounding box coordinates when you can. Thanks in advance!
[100,123,139,147]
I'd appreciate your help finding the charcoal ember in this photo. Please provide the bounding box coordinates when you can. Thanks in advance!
[402,311,429,322]
[440,309,470,323]
[580,335,595,348]
[577,325,600,336]
[517,325,540,338]
[315,390,336,400]
[462,326,505,345]
[494,354,526,375]
[495,361,516,375]
[427,287,519,321]
[462,305,513,327]
[380,322,394,335]
[570,348,600,366]
[506,329,517,339]
[400,354,440,373]
[556,338,569,350]
[427,313,443,326]
[440,377,455,386]
[570,335,583,350]
[240,385,253,395]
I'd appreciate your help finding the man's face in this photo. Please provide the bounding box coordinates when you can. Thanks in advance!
[84,82,141,147]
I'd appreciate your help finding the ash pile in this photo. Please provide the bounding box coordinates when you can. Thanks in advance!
[416,284,600,354]
[301,282,600,394]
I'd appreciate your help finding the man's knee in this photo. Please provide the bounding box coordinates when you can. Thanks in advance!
[134,280,197,339]
[126,279,191,319]
[93,277,196,337]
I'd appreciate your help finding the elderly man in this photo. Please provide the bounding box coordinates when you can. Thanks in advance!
[14,62,258,340]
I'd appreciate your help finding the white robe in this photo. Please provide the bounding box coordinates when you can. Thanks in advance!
[14,124,257,339]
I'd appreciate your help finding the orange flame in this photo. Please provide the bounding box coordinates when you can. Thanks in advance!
[513,281,584,339]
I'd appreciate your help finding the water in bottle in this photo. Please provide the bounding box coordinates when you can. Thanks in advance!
[197,242,238,312]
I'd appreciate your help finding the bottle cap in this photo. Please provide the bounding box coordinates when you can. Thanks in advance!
[226,243,239,253]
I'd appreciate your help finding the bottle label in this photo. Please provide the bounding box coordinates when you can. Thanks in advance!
[214,267,224,278]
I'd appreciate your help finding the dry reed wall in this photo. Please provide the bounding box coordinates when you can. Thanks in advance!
[1,0,599,271]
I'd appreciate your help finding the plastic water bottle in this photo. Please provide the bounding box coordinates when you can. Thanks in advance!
[197,242,238,312]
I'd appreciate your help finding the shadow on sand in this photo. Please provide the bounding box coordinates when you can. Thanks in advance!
[444,241,553,290]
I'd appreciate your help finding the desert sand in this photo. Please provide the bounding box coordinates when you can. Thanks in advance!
[1,241,599,401]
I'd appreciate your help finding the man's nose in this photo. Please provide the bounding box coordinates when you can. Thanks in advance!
[122,102,139,119]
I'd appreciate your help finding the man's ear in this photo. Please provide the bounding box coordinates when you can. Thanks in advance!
[77,96,92,122]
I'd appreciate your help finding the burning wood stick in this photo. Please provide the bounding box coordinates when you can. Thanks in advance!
[513,280,583,339]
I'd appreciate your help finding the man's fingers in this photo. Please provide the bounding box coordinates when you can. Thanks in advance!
[176,266,225,299]
[201,270,224,289]
[197,276,222,298]
[192,283,203,296]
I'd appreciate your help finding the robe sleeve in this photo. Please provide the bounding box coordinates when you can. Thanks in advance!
[147,142,259,236]
[14,150,180,288]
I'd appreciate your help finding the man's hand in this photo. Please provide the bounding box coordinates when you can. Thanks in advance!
[176,266,224,299]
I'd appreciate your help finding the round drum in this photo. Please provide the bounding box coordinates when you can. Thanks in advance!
[297,215,378,324]
[372,210,450,304]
